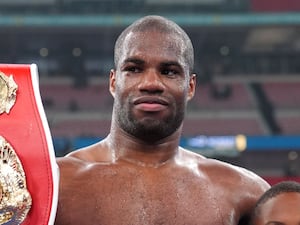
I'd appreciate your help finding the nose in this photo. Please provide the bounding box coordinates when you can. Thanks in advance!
[137,69,164,93]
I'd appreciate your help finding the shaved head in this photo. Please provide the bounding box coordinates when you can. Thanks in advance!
[251,181,300,225]
[114,15,194,73]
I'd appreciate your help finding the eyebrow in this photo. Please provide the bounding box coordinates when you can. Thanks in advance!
[124,58,181,67]
[123,58,145,65]
[160,61,182,68]
[122,57,184,73]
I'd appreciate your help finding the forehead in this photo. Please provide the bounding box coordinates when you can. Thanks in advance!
[120,31,186,64]
[259,192,300,222]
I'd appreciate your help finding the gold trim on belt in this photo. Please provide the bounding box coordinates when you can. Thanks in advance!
[0,136,32,225]
[0,72,18,115]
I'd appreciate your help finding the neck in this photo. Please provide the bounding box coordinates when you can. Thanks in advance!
[107,126,182,168]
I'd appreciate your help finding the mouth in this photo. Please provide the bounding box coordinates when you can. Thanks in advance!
[133,96,169,112]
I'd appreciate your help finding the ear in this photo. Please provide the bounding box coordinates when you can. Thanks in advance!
[187,73,196,101]
[109,69,116,98]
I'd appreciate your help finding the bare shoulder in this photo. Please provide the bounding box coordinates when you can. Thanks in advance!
[58,139,109,161]
[56,153,86,173]
[56,153,90,185]
[181,149,270,217]
[182,149,269,190]
[56,140,110,179]
[203,155,269,193]
[55,141,110,225]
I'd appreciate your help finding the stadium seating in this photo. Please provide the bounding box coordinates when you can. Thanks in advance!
[262,82,300,109]
[40,81,113,112]
[190,82,255,110]
[50,118,111,138]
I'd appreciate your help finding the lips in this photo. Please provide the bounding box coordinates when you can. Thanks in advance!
[133,96,168,112]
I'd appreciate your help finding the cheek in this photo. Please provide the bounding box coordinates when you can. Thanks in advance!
[168,77,188,91]
[116,74,139,90]
[175,80,190,99]
[114,79,135,104]
[114,76,129,94]
[176,82,186,91]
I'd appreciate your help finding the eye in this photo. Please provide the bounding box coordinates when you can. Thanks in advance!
[124,66,141,73]
[161,69,179,77]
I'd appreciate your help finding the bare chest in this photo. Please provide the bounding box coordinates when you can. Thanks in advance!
[59,166,236,225]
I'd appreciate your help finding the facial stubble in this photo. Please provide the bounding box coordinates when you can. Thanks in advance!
[115,95,186,143]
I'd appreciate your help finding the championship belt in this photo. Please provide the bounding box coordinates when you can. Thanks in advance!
[0,64,59,225]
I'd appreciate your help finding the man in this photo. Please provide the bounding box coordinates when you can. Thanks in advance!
[55,15,270,225]
[250,181,300,225]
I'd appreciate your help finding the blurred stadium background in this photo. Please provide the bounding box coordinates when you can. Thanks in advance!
[1,0,300,184]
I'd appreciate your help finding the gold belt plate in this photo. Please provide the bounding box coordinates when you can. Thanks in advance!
[0,72,18,115]
[0,136,32,225]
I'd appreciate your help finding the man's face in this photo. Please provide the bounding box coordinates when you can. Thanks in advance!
[254,192,300,225]
[110,30,195,142]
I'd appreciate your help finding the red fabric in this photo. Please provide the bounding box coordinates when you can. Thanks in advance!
[0,64,54,224]
[251,0,300,12]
